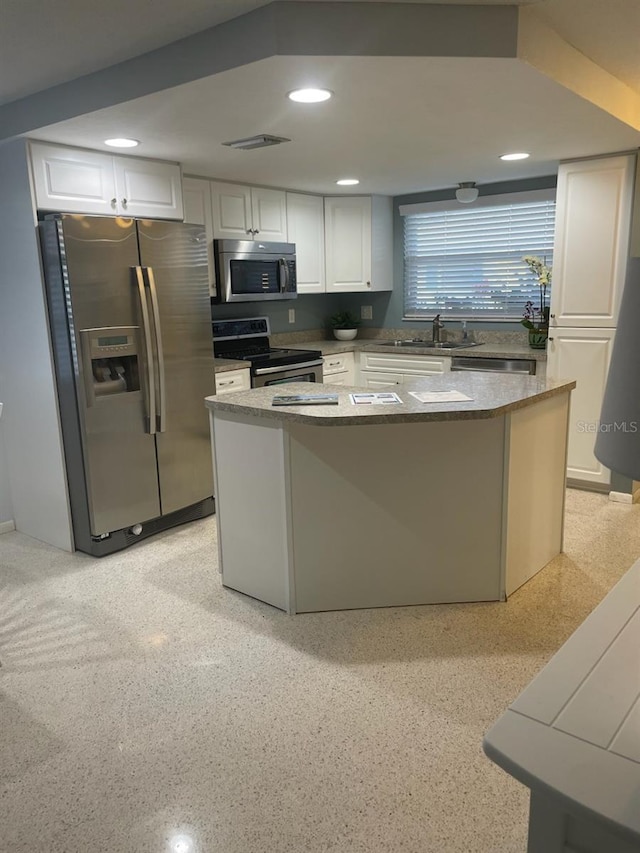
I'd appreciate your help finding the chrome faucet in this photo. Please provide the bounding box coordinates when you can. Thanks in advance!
[432,313,445,343]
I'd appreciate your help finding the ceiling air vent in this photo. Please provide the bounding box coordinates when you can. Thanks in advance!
[222,134,291,151]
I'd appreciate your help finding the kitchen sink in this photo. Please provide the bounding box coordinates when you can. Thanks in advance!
[377,340,481,350]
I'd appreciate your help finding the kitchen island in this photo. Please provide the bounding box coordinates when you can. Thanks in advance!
[205,373,575,613]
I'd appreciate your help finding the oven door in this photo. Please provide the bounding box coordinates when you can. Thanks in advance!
[252,360,324,387]
[217,252,297,302]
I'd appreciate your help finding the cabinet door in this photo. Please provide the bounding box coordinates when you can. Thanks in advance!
[360,371,402,389]
[30,142,117,215]
[286,193,325,292]
[547,328,615,486]
[211,182,253,239]
[251,187,287,241]
[183,177,216,297]
[550,156,634,328]
[325,196,372,292]
[113,157,183,220]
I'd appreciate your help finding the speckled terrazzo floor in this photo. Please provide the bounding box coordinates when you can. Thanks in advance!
[0,489,638,853]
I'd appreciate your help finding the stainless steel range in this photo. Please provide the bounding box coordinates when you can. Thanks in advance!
[212,317,323,387]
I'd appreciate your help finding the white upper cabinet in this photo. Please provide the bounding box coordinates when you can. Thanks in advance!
[550,155,635,328]
[286,192,325,293]
[324,196,392,293]
[182,176,215,296]
[210,182,287,241]
[112,156,183,220]
[30,141,183,219]
[30,142,117,216]
[250,187,288,241]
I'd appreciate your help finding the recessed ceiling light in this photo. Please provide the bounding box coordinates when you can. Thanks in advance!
[104,138,139,148]
[500,152,530,161]
[336,178,359,186]
[287,88,332,103]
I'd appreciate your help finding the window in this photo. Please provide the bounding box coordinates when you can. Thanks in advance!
[401,191,555,319]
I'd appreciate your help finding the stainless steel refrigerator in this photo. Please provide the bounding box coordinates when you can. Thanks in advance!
[40,214,216,556]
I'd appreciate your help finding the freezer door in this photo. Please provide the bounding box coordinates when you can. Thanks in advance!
[52,215,161,535]
[137,220,216,514]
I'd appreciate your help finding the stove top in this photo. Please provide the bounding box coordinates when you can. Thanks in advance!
[212,316,322,371]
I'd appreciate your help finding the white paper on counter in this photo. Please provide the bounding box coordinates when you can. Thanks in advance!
[409,390,474,403]
[349,392,402,405]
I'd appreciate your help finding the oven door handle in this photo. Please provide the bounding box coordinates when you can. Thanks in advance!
[278,258,290,293]
[254,359,324,376]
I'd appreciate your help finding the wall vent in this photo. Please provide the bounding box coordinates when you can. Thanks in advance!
[222,134,291,151]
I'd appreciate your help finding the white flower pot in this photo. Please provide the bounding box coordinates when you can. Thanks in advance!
[333,328,358,341]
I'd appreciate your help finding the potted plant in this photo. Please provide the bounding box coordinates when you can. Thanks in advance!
[328,310,361,341]
[520,255,552,349]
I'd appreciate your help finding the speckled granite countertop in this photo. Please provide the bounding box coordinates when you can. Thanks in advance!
[214,358,249,373]
[290,339,547,361]
[205,373,574,426]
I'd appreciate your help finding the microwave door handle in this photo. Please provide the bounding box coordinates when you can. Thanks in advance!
[278,258,289,293]
[134,266,156,434]
[145,267,167,433]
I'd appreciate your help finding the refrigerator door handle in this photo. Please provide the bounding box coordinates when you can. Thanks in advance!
[146,266,167,433]
[134,266,157,434]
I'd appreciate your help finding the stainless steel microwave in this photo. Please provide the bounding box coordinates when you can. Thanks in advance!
[212,239,297,303]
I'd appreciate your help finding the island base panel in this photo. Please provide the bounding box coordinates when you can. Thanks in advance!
[289,418,505,612]
[504,393,570,597]
[211,411,293,612]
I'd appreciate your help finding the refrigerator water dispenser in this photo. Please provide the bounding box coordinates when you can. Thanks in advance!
[80,327,142,405]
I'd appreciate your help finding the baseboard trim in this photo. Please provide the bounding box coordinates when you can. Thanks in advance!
[609,489,640,504]
[0,519,16,534]
[566,477,610,494]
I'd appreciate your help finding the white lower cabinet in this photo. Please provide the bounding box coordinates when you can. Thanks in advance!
[360,371,404,389]
[215,368,251,395]
[546,328,615,487]
[322,352,355,385]
[359,351,451,384]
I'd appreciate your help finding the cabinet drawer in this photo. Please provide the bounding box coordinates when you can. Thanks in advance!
[215,368,251,395]
[323,352,354,375]
[360,351,450,374]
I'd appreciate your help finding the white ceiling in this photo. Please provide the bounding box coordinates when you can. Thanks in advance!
[31,54,640,196]
[4,0,640,196]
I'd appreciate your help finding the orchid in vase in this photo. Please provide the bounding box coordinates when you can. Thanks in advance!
[521,255,552,348]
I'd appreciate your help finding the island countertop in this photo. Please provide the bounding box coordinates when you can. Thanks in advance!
[205,373,575,426]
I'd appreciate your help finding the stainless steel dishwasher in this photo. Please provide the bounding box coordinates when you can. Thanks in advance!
[450,356,537,375]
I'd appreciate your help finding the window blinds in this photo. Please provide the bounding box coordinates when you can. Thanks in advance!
[402,198,556,319]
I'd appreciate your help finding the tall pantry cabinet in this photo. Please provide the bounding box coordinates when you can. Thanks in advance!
[547,153,636,488]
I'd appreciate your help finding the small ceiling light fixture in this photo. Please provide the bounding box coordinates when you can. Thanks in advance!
[500,152,530,161]
[455,182,479,204]
[336,178,359,186]
[287,88,333,103]
[104,138,139,148]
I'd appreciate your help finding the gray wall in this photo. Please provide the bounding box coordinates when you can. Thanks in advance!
[211,293,362,335]
[0,139,73,550]
[0,425,13,526]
